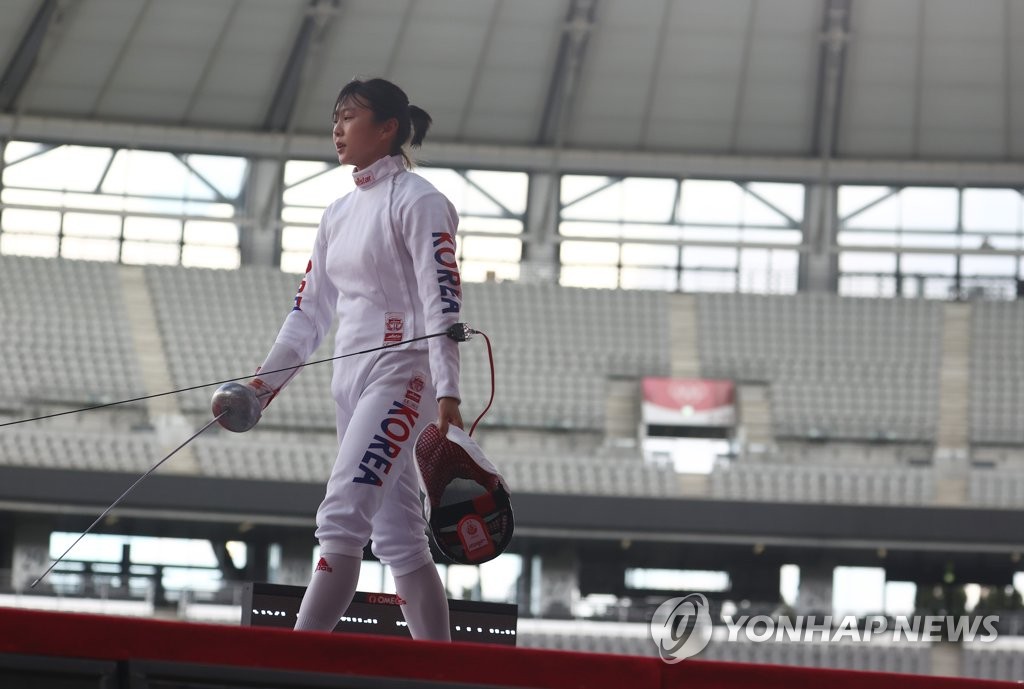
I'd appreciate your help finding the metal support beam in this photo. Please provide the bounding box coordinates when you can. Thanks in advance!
[809,0,851,159]
[0,0,62,112]
[7,113,1024,188]
[801,0,851,292]
[263,0,338,132]
[536,0,597,146]
[530,0,598,282]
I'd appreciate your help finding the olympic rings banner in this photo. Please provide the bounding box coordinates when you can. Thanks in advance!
[642,378,736,427]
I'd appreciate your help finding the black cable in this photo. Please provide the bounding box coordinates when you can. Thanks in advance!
[0,329,455,429]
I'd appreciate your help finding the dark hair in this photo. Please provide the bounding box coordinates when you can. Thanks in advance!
[333,78,432,168]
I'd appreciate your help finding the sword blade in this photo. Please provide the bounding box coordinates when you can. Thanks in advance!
[29,411,227,588]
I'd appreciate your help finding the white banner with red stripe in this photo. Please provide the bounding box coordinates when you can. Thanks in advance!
[641,377,736,427]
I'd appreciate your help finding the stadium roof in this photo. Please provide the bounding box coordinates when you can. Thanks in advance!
[1,0,1022,176]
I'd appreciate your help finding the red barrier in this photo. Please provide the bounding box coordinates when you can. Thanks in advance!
[0,607,1016,689]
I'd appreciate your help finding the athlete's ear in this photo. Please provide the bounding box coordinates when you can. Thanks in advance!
[380,117,399,141]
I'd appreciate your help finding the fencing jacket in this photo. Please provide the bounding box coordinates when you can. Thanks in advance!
[258,154,462,403]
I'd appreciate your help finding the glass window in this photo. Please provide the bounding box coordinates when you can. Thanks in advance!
[1,140,246,268]
[560,175,801,294]
[3,145,113,191]
[963,188,1021,233]
[838,185,1023,300]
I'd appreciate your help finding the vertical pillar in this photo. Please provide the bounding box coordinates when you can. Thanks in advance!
[239,158,284,268]
[536,549,579,619]
[731,561,782,603]
[10,518,51,592]
[799,183,839,293]
[270,538,314,586]
[795,560,835,615]
[519,172,560,284]
[244,536,271,584]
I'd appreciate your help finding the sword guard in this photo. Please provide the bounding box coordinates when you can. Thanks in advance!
[211,382,263,433]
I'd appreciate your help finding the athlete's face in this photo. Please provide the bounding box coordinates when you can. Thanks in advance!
[332,97,397,170]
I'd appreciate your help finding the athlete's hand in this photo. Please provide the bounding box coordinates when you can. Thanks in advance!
[437,397,463,437]
[248,377,276,410]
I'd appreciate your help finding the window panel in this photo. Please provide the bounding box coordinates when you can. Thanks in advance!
[560,220,627,238]
[63,212,120,238]
[281,206,324,224]
[460,262,520,283]
[682,226,740,243]
[682,270,737,293]
[560,241,619,265]
[621,267,678,291]
[124,217,182,243]
[1,233,58,257]
[899,187,958,231]
[839,275,896,297]
[61,237,120,262]
[561,175,615,206]
[2,208,60,233]
[282,165,354,206]
[962,188,1020,232]
[839,251,897,272]
[682,247,737,269]
[183,154,248,199]
[122,241,180,266]
[843,194,901,230]
[560,265,618,288]
[184,221,238,247]
[3,145,112,191]
[280,251,310,275]
[460,236,521,262]
[4,141,47,163]
[679,180,744,225]
[182,245,240,270]
[2,141,242,267]
[962,255,1017,277]
[466,170,528,215]
[621,242,677,267]
[282,226,317,253]
[459,217,523,235]
[740,193,792,227]
[746,182,805,222]
[900,253,956,276]
[103,150,214,199]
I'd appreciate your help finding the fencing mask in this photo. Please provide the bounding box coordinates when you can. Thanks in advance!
[414,424,513,565]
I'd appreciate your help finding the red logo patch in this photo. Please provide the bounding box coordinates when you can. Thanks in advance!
[457,514,494,562]
[315,557,333,573]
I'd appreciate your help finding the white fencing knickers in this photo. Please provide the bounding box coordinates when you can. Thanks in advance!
[315,347,437,577]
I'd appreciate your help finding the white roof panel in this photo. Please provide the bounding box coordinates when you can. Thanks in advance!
[0,0,1016,164]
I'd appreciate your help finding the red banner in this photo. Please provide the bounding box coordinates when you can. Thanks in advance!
[642,377,736,427]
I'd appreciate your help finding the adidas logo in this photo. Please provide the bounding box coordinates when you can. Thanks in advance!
[315,557,333,573]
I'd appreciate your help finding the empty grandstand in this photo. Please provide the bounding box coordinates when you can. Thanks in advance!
[2,0,1024,684]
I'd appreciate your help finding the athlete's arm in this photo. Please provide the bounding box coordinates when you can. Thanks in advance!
[400,192,462,404]
[252,209,339,406]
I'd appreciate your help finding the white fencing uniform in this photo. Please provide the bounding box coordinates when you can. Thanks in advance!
[257,153,462,577]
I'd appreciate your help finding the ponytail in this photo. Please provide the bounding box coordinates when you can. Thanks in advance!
[408,105,432,148]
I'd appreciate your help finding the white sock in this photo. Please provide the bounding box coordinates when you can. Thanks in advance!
[394,562,451,641]
[294,552,361,632]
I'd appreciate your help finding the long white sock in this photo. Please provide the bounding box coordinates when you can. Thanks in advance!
[394,562,451,641]
[294,552,361,632]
